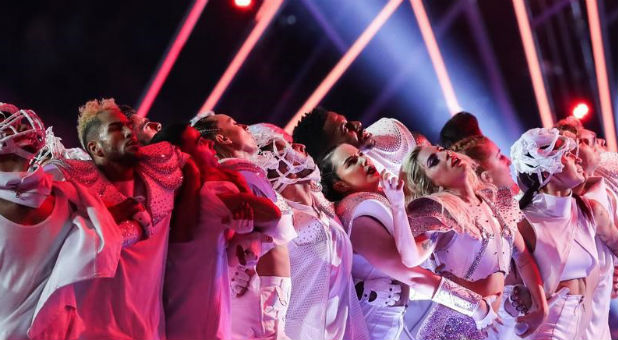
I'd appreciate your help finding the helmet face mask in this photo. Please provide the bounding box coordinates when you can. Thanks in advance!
[0,106,46,160]
[511,128,577,188]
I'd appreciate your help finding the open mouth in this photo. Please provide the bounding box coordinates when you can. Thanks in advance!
[450,156,461,167]
[366,165,377,175]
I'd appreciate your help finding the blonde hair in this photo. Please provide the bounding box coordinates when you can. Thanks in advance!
[400,146,483,203]
[77,98,121,148]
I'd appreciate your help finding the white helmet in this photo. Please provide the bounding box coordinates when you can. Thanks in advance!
[0,102,45,160]
[249,123,320,192]
[510,127,577,188]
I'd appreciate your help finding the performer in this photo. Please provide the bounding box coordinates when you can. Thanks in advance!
[0,102,126,339]
[292,107,418,175]
[400,143,548,339]
[150,123,281,340]
[249,124,369,340]
[319,143,504,339]
[193,112,296,340]
[62,98,197,339]
[511,128,618,340]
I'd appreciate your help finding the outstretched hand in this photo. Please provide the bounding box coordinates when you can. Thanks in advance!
[380,170,405,207]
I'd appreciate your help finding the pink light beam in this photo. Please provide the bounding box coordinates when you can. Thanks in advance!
[284,0,404,133]
[200,0,284,113]
[137,0,209,117]
[512,0,553,128]
[585,0,617,152]
[409,0,460,115]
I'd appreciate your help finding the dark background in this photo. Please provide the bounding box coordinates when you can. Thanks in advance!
[1,0,616,151]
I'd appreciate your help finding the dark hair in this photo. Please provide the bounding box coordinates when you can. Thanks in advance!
[439,111,483,148]
[192,117,220,140]
[292,107,330,162]
[119,104,136,118]
[150,123,188,146]
[81,118,102,154]
[517,172,544,210]
[518,167,593,221]
[318,147,346,202]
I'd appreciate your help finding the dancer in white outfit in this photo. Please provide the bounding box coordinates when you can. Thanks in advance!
[250,125,369,340]
[193,113,296,340]
[511,128,618,340]
[400,143,549,339]
[320,143,504,340]
[150,123,283,340]
[554,121,618,340]
[0,102,128,339]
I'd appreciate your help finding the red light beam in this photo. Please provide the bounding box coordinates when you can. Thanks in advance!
[137,0,209,117]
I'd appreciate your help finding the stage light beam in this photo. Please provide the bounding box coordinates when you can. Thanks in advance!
[283,0,404,133]
[512,0,554,128]
[137,0,209,118]
[585,0,617,152]
[235,0,252,8]
[409,0,460,115]
[200,0,284,113]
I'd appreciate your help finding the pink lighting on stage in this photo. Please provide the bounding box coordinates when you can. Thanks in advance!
[201,0,283,113]
[512,0,553,129]
[572,103,590,119]
[234,0,252,9]
[284,0,404,133]
[585,0,617,152]
[409,0,460,116]
[137,0,209,118]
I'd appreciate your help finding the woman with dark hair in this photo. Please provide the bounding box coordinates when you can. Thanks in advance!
[319,143,506,340]
[511,128,618,340]
[399,142,548,340]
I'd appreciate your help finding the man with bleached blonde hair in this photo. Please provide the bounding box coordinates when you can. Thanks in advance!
[65,98,201,339]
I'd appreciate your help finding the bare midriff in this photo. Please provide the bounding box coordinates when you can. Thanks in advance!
[556,277,586,296]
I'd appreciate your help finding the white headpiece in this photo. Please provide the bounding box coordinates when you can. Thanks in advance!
[0,102,45,160]
[249,123,320,192]
[189,111,214,127]
[510,128,576,188]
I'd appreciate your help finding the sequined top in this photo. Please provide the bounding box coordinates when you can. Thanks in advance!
[407,188,520,281]
[336,192,394,282]
[365,118,416,175]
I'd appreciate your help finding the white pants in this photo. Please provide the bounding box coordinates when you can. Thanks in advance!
[359,302,405,340]
[532,289,584,340]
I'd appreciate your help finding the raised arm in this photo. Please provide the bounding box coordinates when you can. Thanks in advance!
[350,216,496,328]
[381,170,434,267]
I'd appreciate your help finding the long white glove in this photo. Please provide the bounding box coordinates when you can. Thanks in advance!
[380,170,431,267]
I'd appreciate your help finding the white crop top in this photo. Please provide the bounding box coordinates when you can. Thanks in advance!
[559,226,596,281]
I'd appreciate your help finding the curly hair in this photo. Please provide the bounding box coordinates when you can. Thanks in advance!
[292,107,330,162]
[77,98,121,150]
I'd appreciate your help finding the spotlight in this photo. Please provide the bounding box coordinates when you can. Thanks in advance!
[572,103,589,119]
[234,0,252,8]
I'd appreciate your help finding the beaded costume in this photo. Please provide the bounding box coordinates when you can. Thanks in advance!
[57,141,184,340]
[406,188,520,339]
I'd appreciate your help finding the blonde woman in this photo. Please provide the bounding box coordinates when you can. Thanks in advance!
[400,145,548,339]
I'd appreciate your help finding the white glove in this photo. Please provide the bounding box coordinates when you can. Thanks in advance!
[380,170,427,267]
[226,231,272,267]
[230,265,254,297]
[474,296,500,330]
